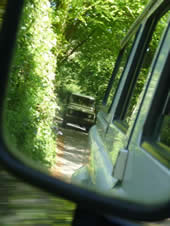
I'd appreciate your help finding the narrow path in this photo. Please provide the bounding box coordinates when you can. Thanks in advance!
[51,127,89,182]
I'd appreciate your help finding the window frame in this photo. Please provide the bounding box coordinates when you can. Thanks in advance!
[141,24,170,167]
[112,10,169,134]
[102,27,141,109]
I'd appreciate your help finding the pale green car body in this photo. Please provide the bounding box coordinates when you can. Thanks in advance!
[72,0,170,205]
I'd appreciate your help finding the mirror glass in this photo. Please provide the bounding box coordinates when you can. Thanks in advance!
[2,0,170,205]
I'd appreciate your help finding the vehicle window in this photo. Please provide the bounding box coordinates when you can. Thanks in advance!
[71,95,95,107]
[103,34,136,111]
[121,12,169,130]
[142,84,170,167]
[141,24,170,166]
[158,91,170,148]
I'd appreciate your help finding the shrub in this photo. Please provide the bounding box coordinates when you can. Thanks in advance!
[4,0,58,167]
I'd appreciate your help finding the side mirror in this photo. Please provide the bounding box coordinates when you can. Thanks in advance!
[0,0,170,223]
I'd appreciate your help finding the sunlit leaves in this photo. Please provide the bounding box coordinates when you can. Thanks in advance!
[4,0,150,166]
[55,0,148,102]
[5,0,58,167]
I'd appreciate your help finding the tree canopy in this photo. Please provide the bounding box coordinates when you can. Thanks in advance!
[53,0,148,101]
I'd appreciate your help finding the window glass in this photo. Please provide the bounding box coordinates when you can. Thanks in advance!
[104,34,136,111]
[70,94,95,107]
[159,91,170,148]
[123,12,169,129]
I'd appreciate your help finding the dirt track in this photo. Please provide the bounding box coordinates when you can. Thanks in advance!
[51,127,89,182]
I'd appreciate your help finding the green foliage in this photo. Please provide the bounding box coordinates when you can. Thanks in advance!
[53,0,148,103]
[160,115,170,147]
[3,0,156,167]
[4,0,58,167]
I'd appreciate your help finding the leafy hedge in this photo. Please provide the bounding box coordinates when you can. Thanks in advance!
[4,0,58,167]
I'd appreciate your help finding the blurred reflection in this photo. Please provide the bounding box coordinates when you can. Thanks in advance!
[0,169,170,225]
[0,169,75,226]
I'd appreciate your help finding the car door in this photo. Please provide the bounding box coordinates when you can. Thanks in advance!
[88,4,170,190]
[105,7,169,181]
[114,20,170,204]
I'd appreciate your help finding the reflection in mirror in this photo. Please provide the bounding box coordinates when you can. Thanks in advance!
[122,12,170,130]
[2,0,106,177]
[3,1,58,171]
[2,0,170,206]
[103,33,136,112]
[2,0,126,175]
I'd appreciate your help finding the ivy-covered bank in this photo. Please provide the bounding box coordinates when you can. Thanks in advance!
[4,0,58,167]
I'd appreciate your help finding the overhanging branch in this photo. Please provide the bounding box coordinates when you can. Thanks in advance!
[59,30,95,65]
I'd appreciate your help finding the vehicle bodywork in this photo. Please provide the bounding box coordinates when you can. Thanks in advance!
[72,0,170,205]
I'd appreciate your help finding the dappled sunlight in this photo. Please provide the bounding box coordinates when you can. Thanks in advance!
[51,128,89,182]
